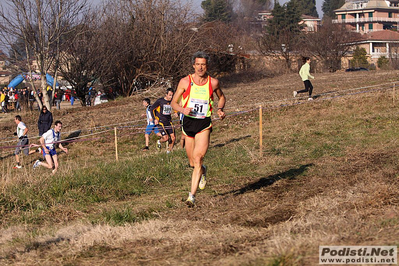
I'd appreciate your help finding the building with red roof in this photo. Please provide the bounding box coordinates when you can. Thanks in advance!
[334,0,399,66]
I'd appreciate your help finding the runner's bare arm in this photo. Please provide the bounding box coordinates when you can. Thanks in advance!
[59,143,68,154]
[171,77,192,115]
[211,78,226,119]
[40,136,48,153]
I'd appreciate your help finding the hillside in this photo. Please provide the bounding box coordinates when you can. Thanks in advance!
[0,70,399,265]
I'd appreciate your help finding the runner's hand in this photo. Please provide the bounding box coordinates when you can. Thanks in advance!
[217,109,226,120]
[181,107,192,116]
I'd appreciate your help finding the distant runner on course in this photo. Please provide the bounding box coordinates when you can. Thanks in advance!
[294,56,315,101]
[150,88,176,153]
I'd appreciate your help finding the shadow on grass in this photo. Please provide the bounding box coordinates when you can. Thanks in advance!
[0,153,14,161]
[218,163,314,196]
[24,237,69,253]
[62,130,82,147]
[212,135,251,148]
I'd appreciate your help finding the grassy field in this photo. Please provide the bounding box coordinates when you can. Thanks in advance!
[0,70,399,265]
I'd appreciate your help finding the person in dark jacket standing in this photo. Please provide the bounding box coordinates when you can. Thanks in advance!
[38,106,53,136]
[55,89,63,110]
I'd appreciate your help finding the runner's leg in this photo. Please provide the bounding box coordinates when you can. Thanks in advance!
[145,134,150,147]
[40,154,54,169]
[185,136,195,167]
[189,130,210,196]
[168,133,176,151]
[52,154,59,174]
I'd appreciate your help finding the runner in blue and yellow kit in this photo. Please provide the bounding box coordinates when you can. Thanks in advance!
[171,51,226,207]
[150,88,176,153]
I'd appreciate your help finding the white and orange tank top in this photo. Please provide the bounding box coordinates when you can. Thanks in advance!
[181,74,214,119]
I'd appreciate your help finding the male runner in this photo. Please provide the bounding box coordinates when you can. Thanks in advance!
[150,88,176,153]
[171,51,226,207]
[14,115,29,169]
[142,98,161,151]
[33,120,68,174]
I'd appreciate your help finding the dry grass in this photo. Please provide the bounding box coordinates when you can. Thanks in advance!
[1,70,399,265]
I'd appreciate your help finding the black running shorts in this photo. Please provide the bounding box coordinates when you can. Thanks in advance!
[182,116,212,138]
[157,121,174,136]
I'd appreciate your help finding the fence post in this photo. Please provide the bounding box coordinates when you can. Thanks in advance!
[259,105,263,157]
[393,83,396,105]
[114,127,119,161]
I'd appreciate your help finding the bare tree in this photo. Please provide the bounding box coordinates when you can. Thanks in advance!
[258,30,300,71]
[300,20,358,72]
[257,1,302,71]
[0,0,89,110]
[57,12,116,106]
[97,0,205,96]
[189,21,252,75]
[389,44,399,70]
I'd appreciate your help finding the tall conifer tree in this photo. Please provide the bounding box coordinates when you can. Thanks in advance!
[322,0,345,18]
[294,0,319,17]
[259,1,302,69]
[201,0,235,22]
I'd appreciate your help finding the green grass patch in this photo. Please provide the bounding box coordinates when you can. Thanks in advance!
[97,206,156,226]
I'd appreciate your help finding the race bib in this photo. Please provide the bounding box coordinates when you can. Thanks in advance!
[162,104,172,115]
[188,98,209,119]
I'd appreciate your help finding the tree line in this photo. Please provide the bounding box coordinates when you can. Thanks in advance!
[0,0,357,109]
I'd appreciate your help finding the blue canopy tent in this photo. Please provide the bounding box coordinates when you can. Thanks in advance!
[7,74,24,89]
[46,73,59,87]
[7,73,59,89]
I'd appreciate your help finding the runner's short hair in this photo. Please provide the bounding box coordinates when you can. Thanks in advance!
[54,120,62,126]
[143,98,150,105]
[15,115,22,121]
[166,88,174,94]
[192,51,210,65]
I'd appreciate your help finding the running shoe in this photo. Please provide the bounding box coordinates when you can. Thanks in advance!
[13,164,22,169]
[185,193,195,207]
[33,160,41,169]
[293,91,297,97]
[199,165,207,190]
[37,147,42,153]
[166,150,171,154]
[142,146,149,151]
[308,97,313,101]
[157,140,161,151]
